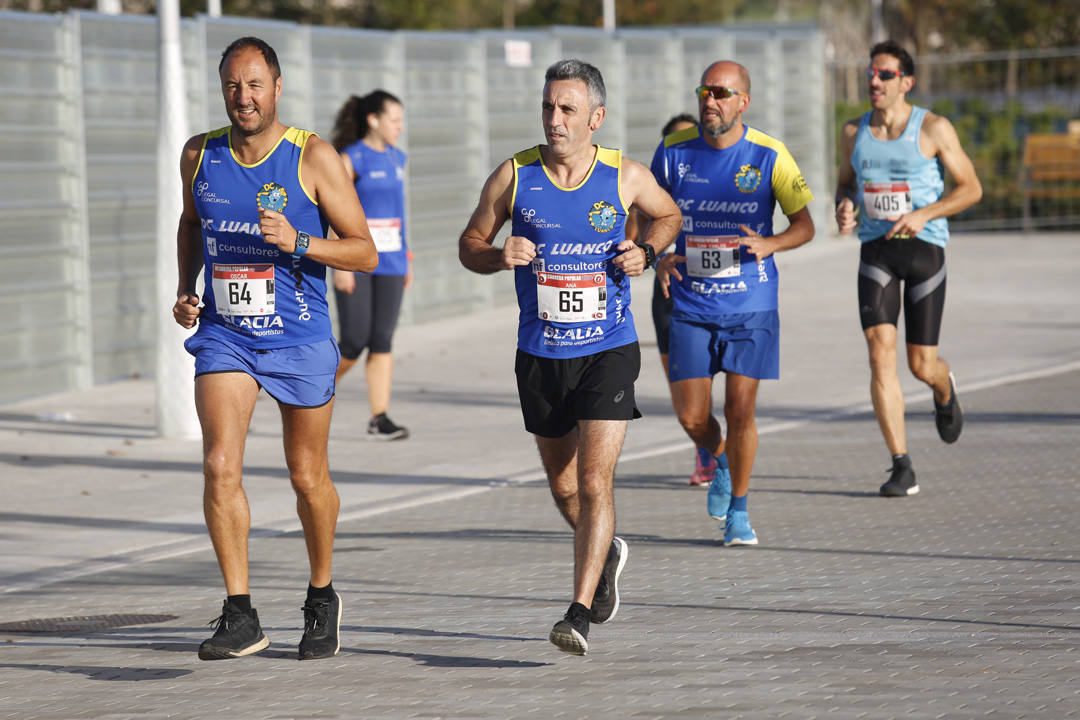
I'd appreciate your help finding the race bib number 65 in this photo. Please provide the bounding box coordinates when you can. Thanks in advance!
[536,272,607,323]
[212,264,275,316]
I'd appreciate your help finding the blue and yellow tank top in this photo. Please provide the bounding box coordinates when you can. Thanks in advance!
[192,126,331,348]
[511,145,637,358]
[650,125,814,317]
[343,140,408,276]
[852,105,948,247]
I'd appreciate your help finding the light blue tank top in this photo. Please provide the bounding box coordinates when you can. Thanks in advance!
[510,145,637,359]
[192,126,331,348]
[852,106,948,247]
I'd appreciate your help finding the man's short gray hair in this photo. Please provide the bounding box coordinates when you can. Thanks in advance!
[545,59,606,110]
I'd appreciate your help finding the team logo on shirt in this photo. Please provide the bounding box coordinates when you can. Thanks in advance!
[735,164,762,194]
[588,201,618,232]
[256,182,288,212]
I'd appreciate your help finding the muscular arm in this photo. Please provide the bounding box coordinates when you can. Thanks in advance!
[459,159,530,274]
[919,113,983,221]
[883,114,982,240]
[297,136,378,272]
[260,137,378,272]
[613,159,681,276]
[173,134,206,329]
[834,119,860,234]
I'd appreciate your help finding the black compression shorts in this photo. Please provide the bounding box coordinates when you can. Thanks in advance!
[857,236,947,346]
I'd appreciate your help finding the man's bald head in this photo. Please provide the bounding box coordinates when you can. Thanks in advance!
[701,61,750,95]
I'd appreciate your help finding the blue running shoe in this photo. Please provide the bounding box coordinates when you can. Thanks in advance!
[707,459,731,521]
[724,510,758,546]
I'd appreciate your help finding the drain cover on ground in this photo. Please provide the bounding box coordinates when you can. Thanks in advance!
[0,613,179,633]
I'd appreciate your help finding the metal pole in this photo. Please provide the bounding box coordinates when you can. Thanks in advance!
[603,0,615,32]
[155,0,199,439]
[207,0,222,17]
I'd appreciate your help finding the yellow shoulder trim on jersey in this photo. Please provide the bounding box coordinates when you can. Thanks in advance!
[511,146,542,211]
[664,125,700,148]
[743,127,787,154]
[595,146,621,169]
[513,146,542,168]
[292,128,319,205]
[594,146,628,214]
[192,129,218,196]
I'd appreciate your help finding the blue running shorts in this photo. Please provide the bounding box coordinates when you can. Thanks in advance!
[667,310,780,381]
[184,333,340,408]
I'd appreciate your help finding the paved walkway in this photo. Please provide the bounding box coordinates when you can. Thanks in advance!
[1,233,1078,719]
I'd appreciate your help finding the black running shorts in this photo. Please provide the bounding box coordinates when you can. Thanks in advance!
[858,236,947,347]
[514,342,642,438]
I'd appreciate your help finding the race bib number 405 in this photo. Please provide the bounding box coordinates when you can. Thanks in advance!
[536,272,607,323]
[212,264,275,316]
[369,217,403,253]
[863,182,913,220]
[686,235,741,278]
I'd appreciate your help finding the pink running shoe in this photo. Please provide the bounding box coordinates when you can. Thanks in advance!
[688,448,717,486]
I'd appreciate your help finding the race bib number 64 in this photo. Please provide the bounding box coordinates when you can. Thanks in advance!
[536,272,606,323]
[212,264,275,316]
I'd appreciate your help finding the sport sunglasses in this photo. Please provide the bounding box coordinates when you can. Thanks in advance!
[866,67,906,81]
[694,85,745,101]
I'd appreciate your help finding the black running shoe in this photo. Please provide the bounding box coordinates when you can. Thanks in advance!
[198,601,270,660]
[367,413,409,441]
[879,464,919,497]
[590,536,627,624]
[549,602,590,656]
[934,372,963,444]
[298,592,342,660]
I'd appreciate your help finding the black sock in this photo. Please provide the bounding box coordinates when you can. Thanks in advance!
[226,594,252,613]
[307,581,334,601]
[892,453,911,469]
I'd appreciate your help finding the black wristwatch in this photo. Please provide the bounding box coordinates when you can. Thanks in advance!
[637,242,656,269]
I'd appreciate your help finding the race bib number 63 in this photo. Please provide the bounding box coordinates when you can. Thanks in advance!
[686,235,741,278]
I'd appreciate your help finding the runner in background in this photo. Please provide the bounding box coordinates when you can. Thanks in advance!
[330,91,411,440]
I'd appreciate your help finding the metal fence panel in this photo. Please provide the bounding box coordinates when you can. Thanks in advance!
[77,12,161,385]
[620,29,688,164]
[0,11,91,400]
[401,32,490,322]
